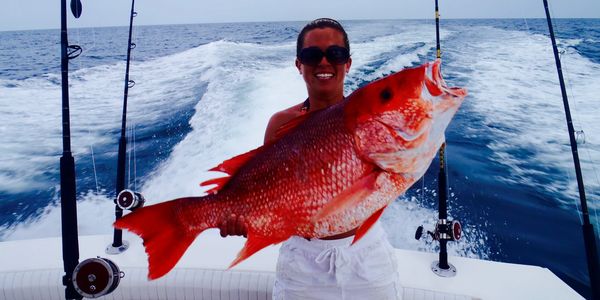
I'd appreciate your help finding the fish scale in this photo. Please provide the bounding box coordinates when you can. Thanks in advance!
[114,60,466,280]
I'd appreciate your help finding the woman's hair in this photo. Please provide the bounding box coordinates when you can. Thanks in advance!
[296,18,349,57]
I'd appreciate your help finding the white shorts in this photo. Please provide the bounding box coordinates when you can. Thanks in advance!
[273,222,402,300]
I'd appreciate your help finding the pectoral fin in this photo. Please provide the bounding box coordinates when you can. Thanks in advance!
[313,171,381,222]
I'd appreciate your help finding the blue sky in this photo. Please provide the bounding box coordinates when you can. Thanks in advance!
[1,0,599,31]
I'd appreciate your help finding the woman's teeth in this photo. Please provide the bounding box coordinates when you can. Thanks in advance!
[316,73,334,79]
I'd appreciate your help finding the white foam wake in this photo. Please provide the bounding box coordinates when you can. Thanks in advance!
[444,24,600,211]
[2,23,490,261]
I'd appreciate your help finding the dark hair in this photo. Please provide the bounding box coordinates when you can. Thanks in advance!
[296,18,350,57]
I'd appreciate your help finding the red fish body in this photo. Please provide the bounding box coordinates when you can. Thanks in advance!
[115,60,466,280]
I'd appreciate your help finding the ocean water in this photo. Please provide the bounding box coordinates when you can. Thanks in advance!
[1,18,599,298]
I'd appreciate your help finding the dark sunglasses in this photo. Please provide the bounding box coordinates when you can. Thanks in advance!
[298,45,350,66]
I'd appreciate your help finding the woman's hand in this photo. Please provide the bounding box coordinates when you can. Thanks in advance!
[219,214,247,237]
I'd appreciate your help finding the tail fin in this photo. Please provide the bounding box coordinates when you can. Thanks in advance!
[114,198,205,280]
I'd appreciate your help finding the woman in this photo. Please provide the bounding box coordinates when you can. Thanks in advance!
[220,18,402,300]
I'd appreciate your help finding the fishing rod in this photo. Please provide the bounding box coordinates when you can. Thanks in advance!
[415,0,462,278]
[434,0,441,59]
[59,2,124,298]
[108,0,145,255]
[59,0,83,298]
[542,1,600,297]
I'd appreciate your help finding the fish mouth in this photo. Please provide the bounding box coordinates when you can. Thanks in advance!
[367,119,436,174]
[375,119,429,146]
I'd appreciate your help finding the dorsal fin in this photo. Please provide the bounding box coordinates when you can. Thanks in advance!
[199,176,230,194]
[208,146,264,175]
[201,146,265,194]
[202,108,313,193]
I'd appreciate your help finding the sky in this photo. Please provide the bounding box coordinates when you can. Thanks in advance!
[1,0,599,31]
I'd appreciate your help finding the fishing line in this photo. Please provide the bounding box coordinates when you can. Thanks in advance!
[68,14,102,197]
[88,130,100,194]
[562,153,584,224]
[127,27,138,191]
[548,3,600,229]
[89,27,98,53]
[446,146,452,211]
[558,39,600,229]
[129,18,139,192]
[421,173,426,205]
[585,152,600,231]
[551,18,600,180]
[521,18,533,37]
[133,123,137,192]
[72,25,83,72]
[545,1,600,292]
[72,23,103,196]
[546,24,585,225]
[127,125,131,189]
[519,11,587,225]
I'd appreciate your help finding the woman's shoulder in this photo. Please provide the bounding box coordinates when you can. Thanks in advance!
[264,102,306,144]
[274,103,305,120]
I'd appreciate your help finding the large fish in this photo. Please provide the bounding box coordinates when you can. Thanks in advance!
[115,60,466,280]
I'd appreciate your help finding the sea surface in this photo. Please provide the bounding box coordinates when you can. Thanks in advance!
[1,18,599,298]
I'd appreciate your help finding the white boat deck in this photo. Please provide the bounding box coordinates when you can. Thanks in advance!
[0,231,583,299]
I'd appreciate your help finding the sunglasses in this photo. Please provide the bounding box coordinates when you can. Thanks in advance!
[298,45,350,66]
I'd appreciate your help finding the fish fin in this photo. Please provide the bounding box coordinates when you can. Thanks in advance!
[424,60,443,97]
[274,113,312,140]
[202,112,312,193]
[313,171,381,222]
[208,146,265,176]
[228,232,286,269]
[351,205,387,245]
[114,198,204,280]
[199,176,230,194]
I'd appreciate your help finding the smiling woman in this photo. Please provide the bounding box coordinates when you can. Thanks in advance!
[211,18,407,299]
[294,28,351,108]
[263,19,353,142]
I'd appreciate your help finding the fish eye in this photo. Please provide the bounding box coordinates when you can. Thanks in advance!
[380,88,393,103]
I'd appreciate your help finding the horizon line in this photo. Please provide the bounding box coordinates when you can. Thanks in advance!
[2,16,599,33]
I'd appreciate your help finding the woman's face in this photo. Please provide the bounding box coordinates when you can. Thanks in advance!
[296,27,352,99]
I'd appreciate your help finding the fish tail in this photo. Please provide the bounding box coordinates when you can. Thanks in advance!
[114,197,208,280]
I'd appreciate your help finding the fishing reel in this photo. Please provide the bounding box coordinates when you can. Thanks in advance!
[115,189,145,211]
[71,257,124,298]
[415,219,462,242]
[107,190,144,255]
[415,218,462,277]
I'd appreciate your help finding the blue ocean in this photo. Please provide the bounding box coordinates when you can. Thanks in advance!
[1,19,599,298]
